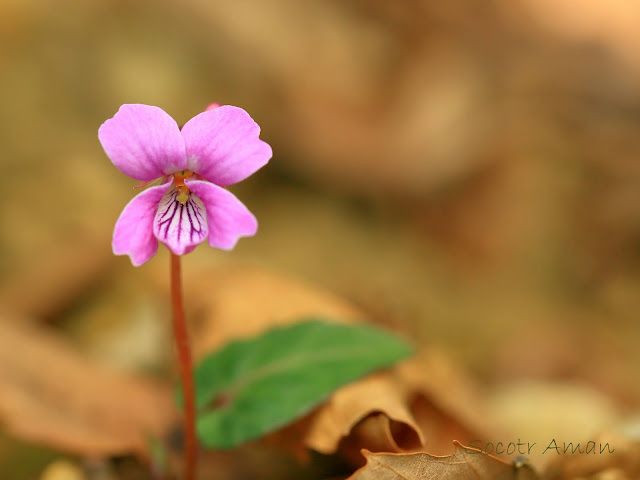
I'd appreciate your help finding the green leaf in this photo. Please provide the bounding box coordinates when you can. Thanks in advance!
[193,319,413,449]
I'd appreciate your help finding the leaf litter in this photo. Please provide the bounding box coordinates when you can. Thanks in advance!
[1,259,637,480]
[0,312,175,458]
[348,441,540,480]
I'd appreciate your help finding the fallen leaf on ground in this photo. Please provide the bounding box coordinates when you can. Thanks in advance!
[304,372,423,457]
[347,441,540,479]
[0,313,175,457]
[408,396,478,457]
[303,349,494,460]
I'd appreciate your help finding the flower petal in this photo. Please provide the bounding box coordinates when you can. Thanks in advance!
[181,106,272,186]
[185,180,258,250]
[113,182,173,266]
[99,104,187,181]
[153,187,209,255]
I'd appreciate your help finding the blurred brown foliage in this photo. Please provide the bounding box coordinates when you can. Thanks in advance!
[0,0,639,479]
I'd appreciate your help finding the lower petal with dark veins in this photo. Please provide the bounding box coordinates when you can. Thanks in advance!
[152,187,209,255]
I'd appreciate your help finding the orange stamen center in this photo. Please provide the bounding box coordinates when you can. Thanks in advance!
[174,170,193,204]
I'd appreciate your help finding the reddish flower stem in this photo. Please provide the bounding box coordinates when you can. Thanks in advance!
[170,253,197,480]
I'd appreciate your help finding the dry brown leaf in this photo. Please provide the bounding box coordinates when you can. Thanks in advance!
[0,314,175,457]
[347,413,417,454]
[347,442,540,480]
[409,396,477,457]
[308,349,494,459]
[304,372,423,456]
[337,413,424,468]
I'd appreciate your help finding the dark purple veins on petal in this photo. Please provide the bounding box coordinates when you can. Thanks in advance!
[153,187,208,251]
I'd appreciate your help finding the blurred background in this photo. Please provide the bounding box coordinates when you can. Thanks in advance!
[1,0,639,478]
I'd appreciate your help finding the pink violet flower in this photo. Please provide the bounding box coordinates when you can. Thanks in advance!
[99,104,272,266]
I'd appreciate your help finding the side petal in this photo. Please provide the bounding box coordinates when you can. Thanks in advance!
[113,182,173,266]
[153,187,209,255]
[181,106,272,186]
[99,104,187,181]
[185,180,258,250]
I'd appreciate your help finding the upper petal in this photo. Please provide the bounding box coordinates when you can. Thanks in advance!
[185,180,258,250]
[99,104,187,181]
[153,186,209,255]
[181,106,272,186]
[113,182,173,266]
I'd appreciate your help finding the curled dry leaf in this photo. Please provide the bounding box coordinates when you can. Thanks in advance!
[347,413,419,455]
[337,413,422,468]
[260,371,426,465]
[348,442,540,480]
[0,313,175,457]
[305,372,424,458]
[319,349,494,462]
